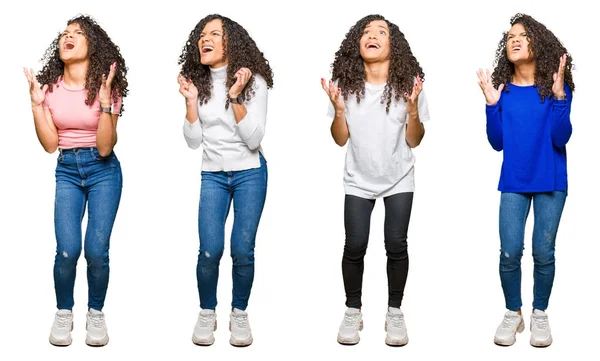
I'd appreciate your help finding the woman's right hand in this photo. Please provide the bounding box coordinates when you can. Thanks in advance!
[321,78,345,113]
[23,67,48,107]
[477,68,504,106]
[178,74,198,102]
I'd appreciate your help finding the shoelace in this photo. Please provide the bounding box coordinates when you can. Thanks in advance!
[388,313,405,329]
[89,313,105,329]
[532,315,548,330]
[56,314,71,328]
[500,315,519,329]
[343,313,360,327]
[198,314,215,327]
[232,314,249,329]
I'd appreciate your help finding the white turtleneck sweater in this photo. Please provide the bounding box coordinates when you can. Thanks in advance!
[183,65,268,171]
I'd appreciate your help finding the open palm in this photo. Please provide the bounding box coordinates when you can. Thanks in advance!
[23,67,48,106]
[477,68,504,106]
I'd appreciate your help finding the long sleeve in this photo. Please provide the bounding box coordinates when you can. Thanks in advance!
[235,76,268,150]
[550,86,573,148]
[486,102,503,151]
[183,117,203,149]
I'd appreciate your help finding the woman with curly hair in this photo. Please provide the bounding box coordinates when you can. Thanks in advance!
[23,15,128,347]
[477,13,574,347]
[321,14,429,346]
[178,14,273,347]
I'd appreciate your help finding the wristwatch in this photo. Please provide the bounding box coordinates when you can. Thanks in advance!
[229,94,244,104]
[100,105,112,113]
[553,94,566,101]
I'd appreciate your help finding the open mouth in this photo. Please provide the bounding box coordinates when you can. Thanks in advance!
[201,45,214,54]
[511,45,521,52]
[366,43,380,49]
[64,41,75,50]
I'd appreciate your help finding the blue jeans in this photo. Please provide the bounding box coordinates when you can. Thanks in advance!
[499,191,566,311]
[197,154,268,310]
[54,148,122,311]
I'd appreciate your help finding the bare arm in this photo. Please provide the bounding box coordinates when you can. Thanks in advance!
[321,78,348,146]
[96,62,119,156]
[24,67,58,153]
[404,76,425,148]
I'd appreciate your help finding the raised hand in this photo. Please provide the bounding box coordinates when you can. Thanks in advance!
[99,62,117,107]
[229,67,252,99]
[477,68,504,106]
[552,54,567,98]
[404,75,423,114]
[178,74,199,101]
[23,67,48,107]
[320,78,345,113]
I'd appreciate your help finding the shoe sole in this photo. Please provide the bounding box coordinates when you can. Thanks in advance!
[85,321,109,347]
[530,335,552,347]
[530,338,552,347]
[530,320,552,347]
[494,319,524,346]
[85,335,109,347]
[384,321,408,347]
[337,320,363,345]
[229,335,253,347]
[229,321,253,347]
[192,320,217,346]
[49,322,73,346]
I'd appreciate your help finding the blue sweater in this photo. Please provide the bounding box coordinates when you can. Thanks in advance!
[486,84,572,193]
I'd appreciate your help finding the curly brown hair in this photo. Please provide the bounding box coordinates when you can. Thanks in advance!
[178,14,274,109]
[492,13,575,102]
[36,15,128,115]
[331,14,424,113]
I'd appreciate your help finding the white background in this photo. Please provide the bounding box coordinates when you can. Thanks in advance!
[1,0,598,360]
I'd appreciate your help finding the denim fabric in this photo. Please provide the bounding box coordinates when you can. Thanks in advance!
[197,154,267,310]
[54,147,122,311]
[499,191,566,311]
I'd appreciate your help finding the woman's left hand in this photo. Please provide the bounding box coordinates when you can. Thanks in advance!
[99,62,117,107]
[404,75,423,114]
[229,67,252,99]
[552,54,567,98]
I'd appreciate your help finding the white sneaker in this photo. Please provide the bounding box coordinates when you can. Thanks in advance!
[229,308,253,347]
[49,309,73,346]
[192,309,217,346]
[86,309,109,346]
[530,309,552,347]
[494,310,524,346]
[337,308,363,345]
[385,307,408,346]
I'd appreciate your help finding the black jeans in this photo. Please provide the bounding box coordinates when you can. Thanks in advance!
[342,192,413,308]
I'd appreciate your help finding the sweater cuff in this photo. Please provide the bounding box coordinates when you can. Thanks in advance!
[552,100,567,107]
[486,103,500,115]
[235,116,258,141]
[183,117,202,137]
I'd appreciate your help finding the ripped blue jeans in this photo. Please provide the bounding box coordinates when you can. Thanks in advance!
[54,148,122,311]
[196,154,267,311]
[498,191,566,311]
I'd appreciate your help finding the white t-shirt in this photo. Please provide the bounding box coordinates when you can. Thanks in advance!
[328,82,430,199]
[183,65,268,171]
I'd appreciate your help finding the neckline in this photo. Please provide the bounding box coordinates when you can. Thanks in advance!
[59,78,85,92]
[209,64,228,79]
[365,81,386,91]
[509,82,535,88]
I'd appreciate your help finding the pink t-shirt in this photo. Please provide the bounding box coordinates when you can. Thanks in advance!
[43,79,122,149]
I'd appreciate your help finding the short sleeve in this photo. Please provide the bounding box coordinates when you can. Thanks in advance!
[112,94,123,114]
[417,90,430,122]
